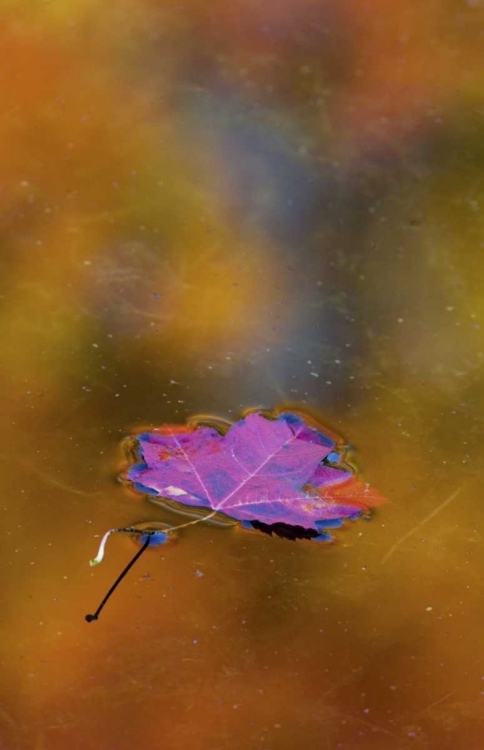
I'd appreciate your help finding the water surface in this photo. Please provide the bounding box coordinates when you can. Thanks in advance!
[1,3,484,748]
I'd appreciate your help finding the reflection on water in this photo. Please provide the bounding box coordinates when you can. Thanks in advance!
[1,2,484,748]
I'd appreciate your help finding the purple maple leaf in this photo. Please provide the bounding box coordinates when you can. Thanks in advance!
[127,411,383,540]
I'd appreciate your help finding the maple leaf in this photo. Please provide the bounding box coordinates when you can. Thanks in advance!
[86,411,384,621]
[127,411,383,539]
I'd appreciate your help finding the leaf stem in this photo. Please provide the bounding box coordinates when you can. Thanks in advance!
[89,511,219,567]
[89,527,139,566]
[164,509,218,533]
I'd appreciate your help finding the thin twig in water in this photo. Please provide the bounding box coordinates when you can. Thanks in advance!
[381,487,462,564]
[420,691,454,716]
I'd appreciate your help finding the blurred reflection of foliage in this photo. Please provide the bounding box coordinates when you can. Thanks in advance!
[1,1,484,419]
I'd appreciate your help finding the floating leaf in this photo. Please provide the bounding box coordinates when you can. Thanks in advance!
[86,409,384,622]
[127,411,383,536]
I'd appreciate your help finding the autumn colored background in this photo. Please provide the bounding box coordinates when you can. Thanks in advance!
[1,2,484,748]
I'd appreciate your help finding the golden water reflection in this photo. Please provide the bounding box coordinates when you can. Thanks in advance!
[1,3,484,748]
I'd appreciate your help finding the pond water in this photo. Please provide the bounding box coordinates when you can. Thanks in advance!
[2,3,484,749]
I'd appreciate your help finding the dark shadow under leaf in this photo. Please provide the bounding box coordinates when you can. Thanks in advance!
[250,519,320,541]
